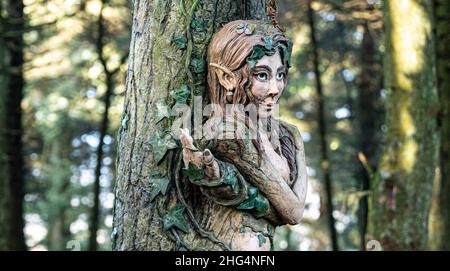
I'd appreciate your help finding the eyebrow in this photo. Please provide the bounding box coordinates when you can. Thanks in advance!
[277,66,287,73]
[253,65,286,73]
[253,65,272,72]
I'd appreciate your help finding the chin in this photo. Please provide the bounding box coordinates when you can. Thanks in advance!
[258,109,272,119]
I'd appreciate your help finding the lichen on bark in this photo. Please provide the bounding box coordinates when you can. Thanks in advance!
[367,0,439,250]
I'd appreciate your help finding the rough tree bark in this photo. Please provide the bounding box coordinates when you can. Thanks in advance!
[112,0,268,251]
[429,0,450,251]
[0,0,27,251]
[368,0,439,250]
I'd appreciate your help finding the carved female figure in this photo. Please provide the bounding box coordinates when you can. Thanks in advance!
[178,20,307,251]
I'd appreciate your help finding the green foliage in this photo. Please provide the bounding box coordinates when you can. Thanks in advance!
[183,161,205,182]
[163,204,189,233]
[191,19,205,32]
[149,177,170,202]
[237,186,269,215]
[155,101,171,124]
[247,45,266,68]
[262,36,274,50]
[170,85,190,104]
[222,166,238,190]
[172,35,187,49]
[148,130,178,164]
[190,57,205,73]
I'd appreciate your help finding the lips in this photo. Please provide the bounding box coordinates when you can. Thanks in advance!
[260,103,274,110]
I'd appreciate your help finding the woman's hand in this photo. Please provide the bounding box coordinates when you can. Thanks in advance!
[179,128,220,180]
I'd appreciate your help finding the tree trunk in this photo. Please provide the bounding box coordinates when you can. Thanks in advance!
[89,0,122,251]
[44,139,72,251]
[356,20,383,250]
[112,0,267,251]
[368,0,439,250]
[429,0,450,251]
[306,0,339,251]
[0,0,27,251]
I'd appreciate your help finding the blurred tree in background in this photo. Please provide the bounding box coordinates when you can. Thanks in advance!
[0,0,449,251]
[429,0,450,251]
[19,0,130,250]
[368,0,439,250]
[0,0,26,251]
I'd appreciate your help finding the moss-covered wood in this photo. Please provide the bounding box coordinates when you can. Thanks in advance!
[367,0,439,250]
[112,0,267,251]
[429,0,450,251]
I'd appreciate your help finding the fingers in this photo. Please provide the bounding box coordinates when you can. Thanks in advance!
[202,149,214,165]
[203,149,221,179]
[179,128,197,150]
[180,128,202,169]
[182,148,191,168]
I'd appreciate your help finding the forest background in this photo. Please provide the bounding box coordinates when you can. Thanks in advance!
[0,0,449,251]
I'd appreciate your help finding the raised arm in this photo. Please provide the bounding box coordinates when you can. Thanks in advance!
[179,128,285,224]
[211,123,308,225]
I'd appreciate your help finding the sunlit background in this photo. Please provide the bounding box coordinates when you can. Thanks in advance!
[12,0,387,250]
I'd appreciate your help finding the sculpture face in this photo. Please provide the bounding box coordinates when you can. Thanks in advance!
[250,50,286,117]
[206,20,293,118]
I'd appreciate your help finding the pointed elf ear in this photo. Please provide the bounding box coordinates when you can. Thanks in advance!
[209,63,237,92]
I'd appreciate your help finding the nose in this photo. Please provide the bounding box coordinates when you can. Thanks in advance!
[267,79,279,98]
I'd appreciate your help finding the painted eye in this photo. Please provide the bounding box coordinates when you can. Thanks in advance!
[256,72,268,81]
[276,72,286,81]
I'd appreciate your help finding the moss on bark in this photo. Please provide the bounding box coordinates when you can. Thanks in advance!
[368,0,440,250]
[428,0,450,251]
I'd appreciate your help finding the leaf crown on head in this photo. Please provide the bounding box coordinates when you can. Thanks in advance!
[234,22,293,69]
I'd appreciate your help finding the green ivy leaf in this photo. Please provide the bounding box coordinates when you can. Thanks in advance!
[254,195,268,214]
[222,169,238,190]
[248,187,258,198]
[262,36,273,51]
[183,161,205,182]
[149,177,170,202]
[190,58,205,73]
[237,197,255,210]
[191,19,205,32]
[239,227,246,233]
[163,204,189,233]
[170,85,190,104]
[155,101,171,124]
[257,234,266,247]
[237,186,269,215]
[285,40,293,67]
[247,45,265,68]
[172,35,187,49]
[148,130,178,163]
